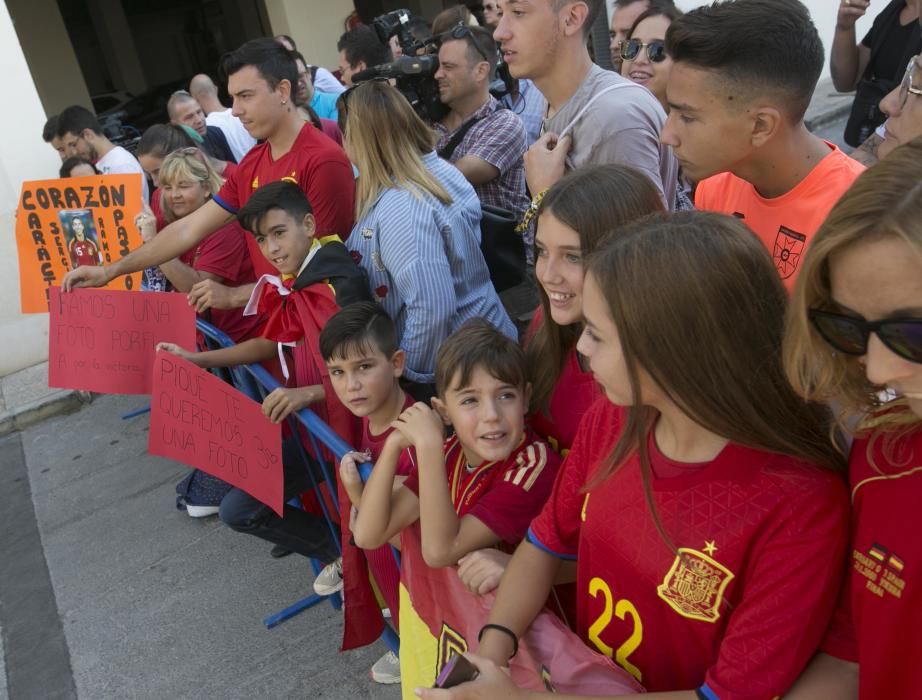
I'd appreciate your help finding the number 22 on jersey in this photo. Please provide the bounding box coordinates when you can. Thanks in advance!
[587,576,643,682]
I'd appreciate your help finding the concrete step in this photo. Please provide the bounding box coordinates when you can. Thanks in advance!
[0,362,92,437]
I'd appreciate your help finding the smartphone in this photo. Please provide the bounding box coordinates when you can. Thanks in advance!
[434,653,479,688]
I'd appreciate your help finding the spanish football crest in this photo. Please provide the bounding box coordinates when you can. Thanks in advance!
[772,226,806,280]
[656,546,735,623]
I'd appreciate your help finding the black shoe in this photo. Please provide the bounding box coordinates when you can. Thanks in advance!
[270,544,294,559]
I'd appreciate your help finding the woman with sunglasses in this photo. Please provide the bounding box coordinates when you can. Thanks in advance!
[341,80,515,399]
[782,138,922,699]
[878,55,922,158]
[418,211,849,700]
[620,6,683,112]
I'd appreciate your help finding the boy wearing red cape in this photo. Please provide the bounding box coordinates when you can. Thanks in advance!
[158,180,369,567]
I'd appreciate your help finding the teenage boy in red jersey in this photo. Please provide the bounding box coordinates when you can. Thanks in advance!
[314,302,414,683]
[158,181,369,562]
[62,38,355,310]
[661,0,865,290]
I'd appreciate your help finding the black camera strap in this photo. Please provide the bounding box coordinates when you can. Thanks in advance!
[437,116,484,161]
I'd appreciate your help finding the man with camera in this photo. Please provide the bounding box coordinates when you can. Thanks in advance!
[433,25,529,217]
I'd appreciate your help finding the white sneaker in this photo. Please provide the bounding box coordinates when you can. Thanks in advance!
[313,557,344,596]
[185,504,220,518]
[370,651,400,684]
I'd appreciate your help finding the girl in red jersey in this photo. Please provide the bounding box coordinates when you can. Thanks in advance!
[418,212,849,700]
[782,139,922,699]
[458,166,664,599]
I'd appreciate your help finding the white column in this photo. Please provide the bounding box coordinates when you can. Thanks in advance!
[0,2,62,376]
[264,0,356,69]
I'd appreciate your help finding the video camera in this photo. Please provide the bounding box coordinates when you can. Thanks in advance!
[352,9,517,123]
[352,9,447,122]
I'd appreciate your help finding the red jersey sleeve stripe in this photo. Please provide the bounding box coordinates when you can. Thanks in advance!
[526,526,577,561]
[697,683,720,700]
[212,194,238,214]
[504,442,549,492]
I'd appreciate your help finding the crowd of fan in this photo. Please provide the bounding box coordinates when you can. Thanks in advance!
[42,0,922,696]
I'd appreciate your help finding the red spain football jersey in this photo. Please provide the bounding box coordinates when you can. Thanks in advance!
[528,398,849,698]
[403,429,561,544]
[821,425,922,698]
[529,348,601,456]
[213,123,355,278]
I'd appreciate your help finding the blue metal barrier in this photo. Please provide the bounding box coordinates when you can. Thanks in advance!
[194,320,398,654]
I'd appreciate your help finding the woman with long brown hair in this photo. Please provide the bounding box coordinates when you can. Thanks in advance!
[419,211,849,700]
[526,165,664,454]
[782,138,922,699]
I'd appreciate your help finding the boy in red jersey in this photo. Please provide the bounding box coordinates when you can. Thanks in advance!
[158,181,369,562]
[63,39,355,311]
[351,319,560,565]
[314,301,413,683]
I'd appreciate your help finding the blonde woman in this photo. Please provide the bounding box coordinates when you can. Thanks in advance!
[341,80,514,398]
[784,137,922,699]
[136,148,262,343]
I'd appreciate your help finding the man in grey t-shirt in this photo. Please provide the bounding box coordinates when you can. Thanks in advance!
[494,0,678,209]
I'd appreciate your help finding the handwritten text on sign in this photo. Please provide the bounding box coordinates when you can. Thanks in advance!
[48,287,196,395]
[16,174,145,313]
[149,351,283,515]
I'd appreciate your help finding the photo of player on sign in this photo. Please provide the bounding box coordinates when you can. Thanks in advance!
[60,209,102,268]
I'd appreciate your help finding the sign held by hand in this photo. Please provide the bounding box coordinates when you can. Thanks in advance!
[48,287,196,395]
[149,351,284,515]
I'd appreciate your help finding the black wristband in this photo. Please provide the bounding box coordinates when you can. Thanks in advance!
[477,623,519,658]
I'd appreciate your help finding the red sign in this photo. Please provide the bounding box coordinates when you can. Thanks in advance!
[148,351,283,515]
[48,287,196,395]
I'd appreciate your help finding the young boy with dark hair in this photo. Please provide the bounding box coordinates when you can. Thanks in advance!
[157,180,369,563]
[662,0,865,289]
[313,301,413,684]
[352,317,560,566]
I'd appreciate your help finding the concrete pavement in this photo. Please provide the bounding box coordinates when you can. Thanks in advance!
[0,393,399,699]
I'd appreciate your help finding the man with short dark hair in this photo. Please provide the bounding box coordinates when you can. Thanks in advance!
[189,73,257,161]
[662,0,865,290]
[167,91,236,164]
[435,26,529,216]
[42,114,66,161]
[494,0,677,210]
[336,25,392,87]
[63,38,355,313]
[56,105,149,202]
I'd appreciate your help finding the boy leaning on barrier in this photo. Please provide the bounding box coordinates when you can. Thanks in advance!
[157,180,370,562]
[346,320,563,683]
[311,302,415,684]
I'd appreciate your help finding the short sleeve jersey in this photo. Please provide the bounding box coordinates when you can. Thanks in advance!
[694,143,864,290]
[821,424,922,698]
[525,308,602,456]
[403,430,561,545]
[528,398,849,698]
[359,392,415,462]
[69,238,99,267]
[178,220,262,343]
[214,122,355,278]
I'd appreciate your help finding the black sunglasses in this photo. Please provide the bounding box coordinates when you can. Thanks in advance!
[440,24,492,64]
[809,309,922,364]
[620,38,667,63]
[340,76,390,114]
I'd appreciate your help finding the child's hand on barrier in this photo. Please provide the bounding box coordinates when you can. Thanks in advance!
[339,450,371,489]
[262,386,315,424]
[393,402,444,451]
[457,548,512,596]
[156,342,194,361]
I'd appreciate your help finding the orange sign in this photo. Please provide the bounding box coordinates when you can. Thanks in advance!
[15,173,145,313]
